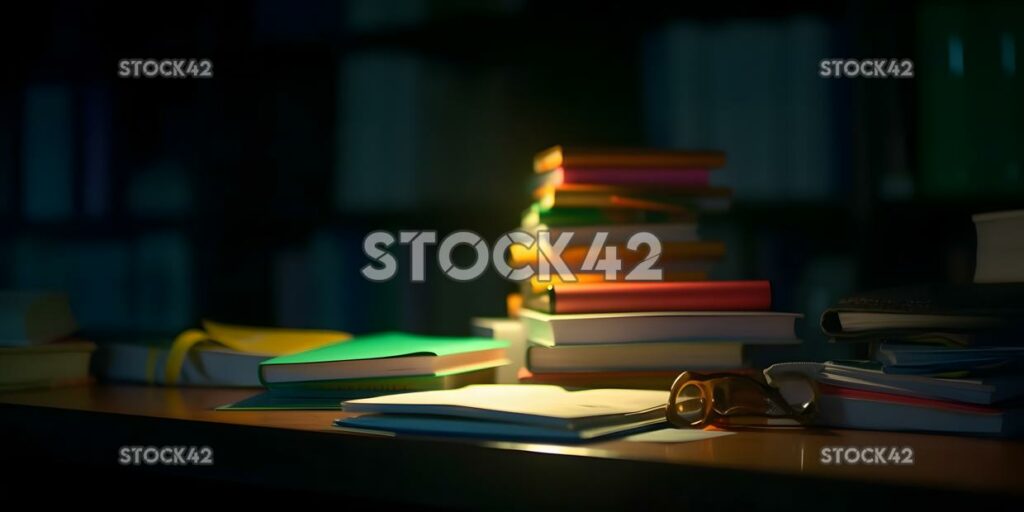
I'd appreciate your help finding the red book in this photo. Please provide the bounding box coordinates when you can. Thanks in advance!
[817,383,999,415]
[541,280,771,314]
[537,167,711,189]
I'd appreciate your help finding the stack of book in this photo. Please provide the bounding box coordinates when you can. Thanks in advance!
[780,210,1024,436]
[518,282,801,388]
[517,145,732,294]
[511,146,801,389]
[0,291,95,391]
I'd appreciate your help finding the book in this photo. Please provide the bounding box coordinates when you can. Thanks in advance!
[521,270,711,296]
[765,361,1024,405]
[813,383,1023,436]
[508,240,726,271]
[471,317,527,384]
[534,145,726,172]
[974,210,1024,283]
[821,283,1024,341]
[137,321,354,386]
[0,291,78,347]
[874,343,1024,375]
[337,384,669,441]
[527,341,744,373]
[517,367,681,390]
[334,413,665,442]
[519,308,801,346]
[521,222,699,246]
[220,369,499,410]
[259,332,509,385]
[94,339,268,387]
[534,185,732,213]
[532,167,711,189]
[521,203,691,228]
[529,280,772,315]
[830,312,1003,333]
[0,340,95,391]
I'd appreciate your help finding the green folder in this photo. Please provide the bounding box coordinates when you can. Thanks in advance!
[258,331,508,386]
[222,333,508,411]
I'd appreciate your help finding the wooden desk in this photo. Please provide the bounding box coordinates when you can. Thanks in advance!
[2,385,1022,509]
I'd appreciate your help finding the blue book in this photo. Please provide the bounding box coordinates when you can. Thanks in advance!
[876,343,1024,375]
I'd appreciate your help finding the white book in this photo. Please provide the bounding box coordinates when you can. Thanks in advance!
[341,384,669,431]
[95,342,268,387]
[334,414,666,442]
[527,342,745,373]
[519,308,801,346]
[471,317,527,384]
[973,209,1024,283]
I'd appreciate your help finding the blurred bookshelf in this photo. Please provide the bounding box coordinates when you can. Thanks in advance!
[1,0,1021,349]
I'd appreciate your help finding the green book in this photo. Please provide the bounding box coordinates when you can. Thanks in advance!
[521,202,682,229]
[258,332,509,387]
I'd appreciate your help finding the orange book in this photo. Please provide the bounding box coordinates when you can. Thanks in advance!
[517,367,679,390]
[522,271,709,295]
[534,145,727,173]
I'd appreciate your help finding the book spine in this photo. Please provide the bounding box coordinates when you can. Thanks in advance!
[550,280,771,314]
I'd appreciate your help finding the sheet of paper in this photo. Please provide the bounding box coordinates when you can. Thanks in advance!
[623,428,735,443]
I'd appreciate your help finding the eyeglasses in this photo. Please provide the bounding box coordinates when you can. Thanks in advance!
[666,371,817,428]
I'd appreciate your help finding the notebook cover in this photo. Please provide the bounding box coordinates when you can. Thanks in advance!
[258,332,508,385]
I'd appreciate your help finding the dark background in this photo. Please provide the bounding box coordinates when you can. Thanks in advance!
[1,0,1022,362]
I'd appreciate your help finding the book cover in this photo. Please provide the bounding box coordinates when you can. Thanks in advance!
[533,167,711,189]
[538,280,771,314]
[526,341,744,373]
[534,145,726,172]
[821,283,1024,340]
[509,240,726,271]
[259,332,509,385]
[519,308,802,346]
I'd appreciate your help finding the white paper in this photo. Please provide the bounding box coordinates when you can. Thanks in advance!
[624,428,735,443]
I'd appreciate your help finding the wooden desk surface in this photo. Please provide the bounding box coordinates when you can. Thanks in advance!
[2,385,1022,508]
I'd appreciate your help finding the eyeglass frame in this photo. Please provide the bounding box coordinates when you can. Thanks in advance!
[666,370,817,429]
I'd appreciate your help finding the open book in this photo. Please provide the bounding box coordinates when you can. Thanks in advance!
[336,385,669,441]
